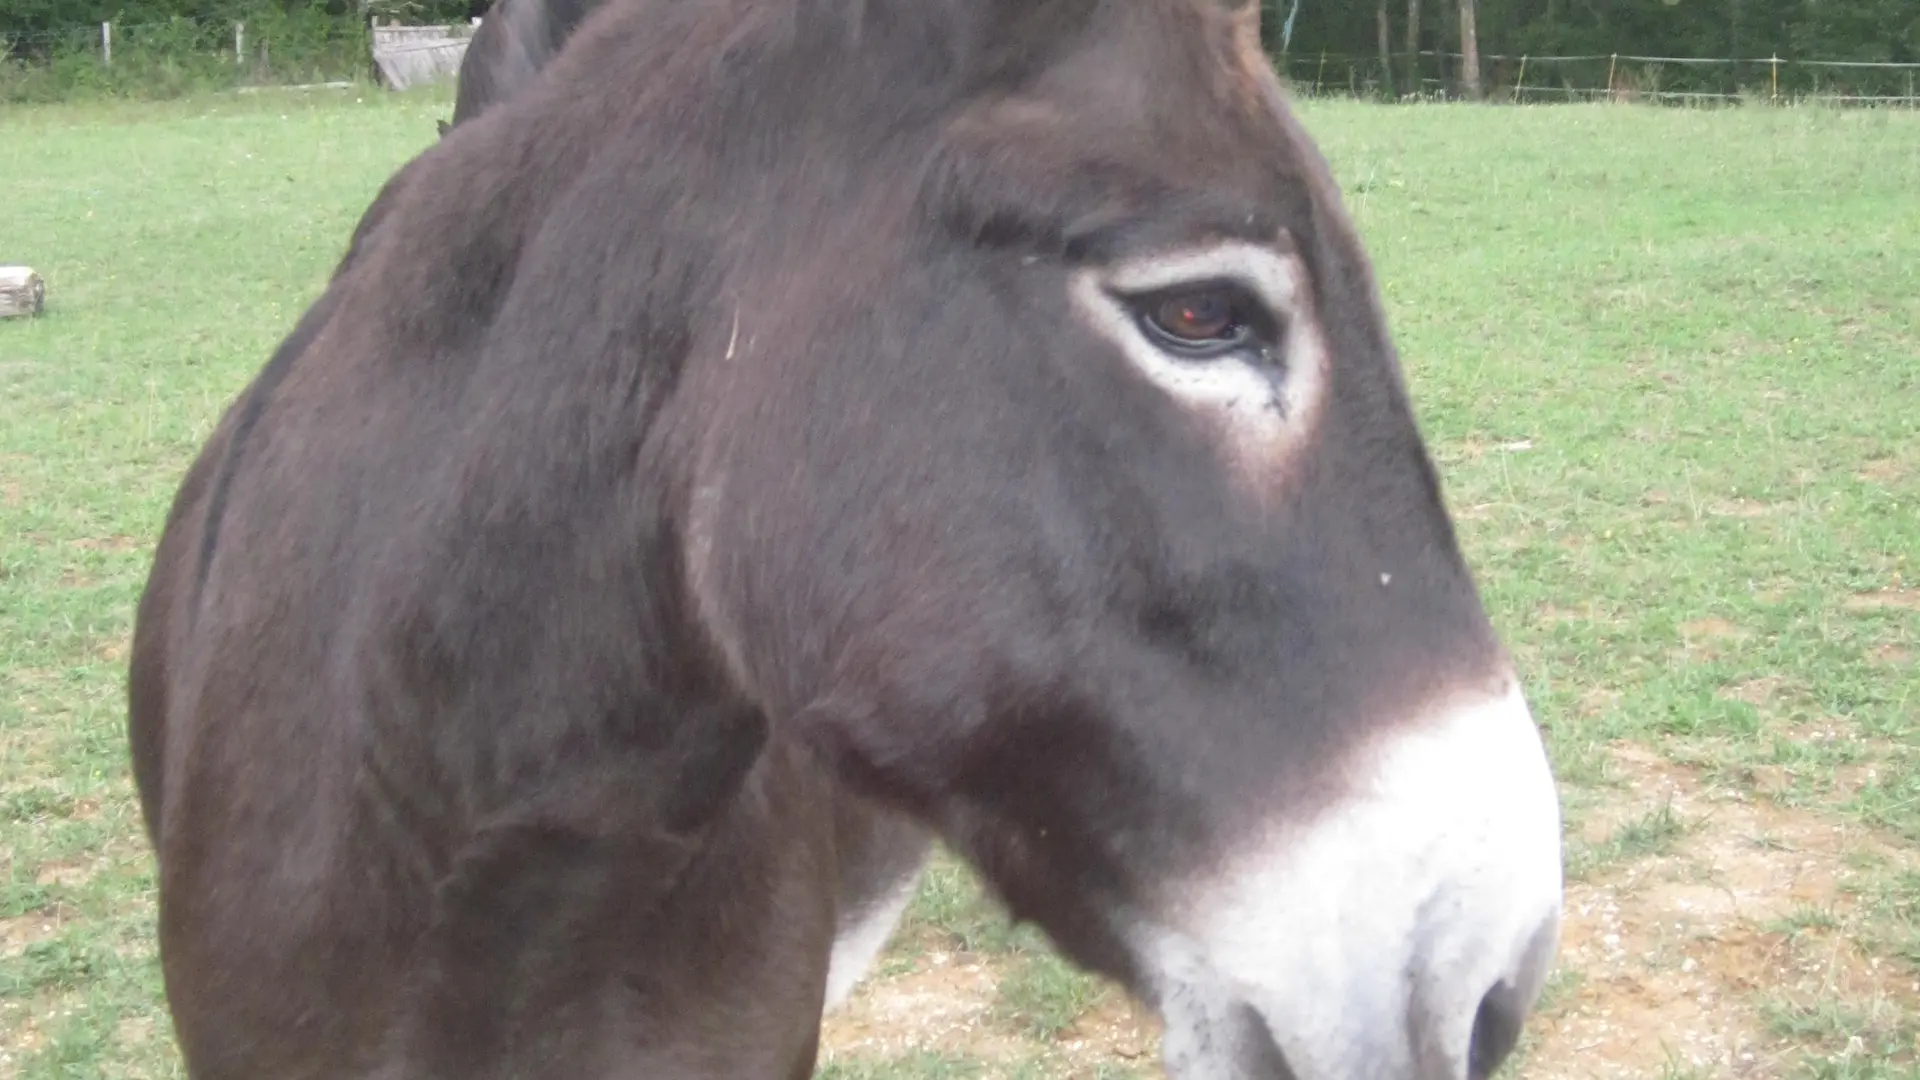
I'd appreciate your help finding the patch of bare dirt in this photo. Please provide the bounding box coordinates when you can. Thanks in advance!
[1055,994,1160,1067]
[1535,603,1590,626]
[0,911,64,959]
[96,635,130,664]
[1455,501,1499,522]
[1716,676,1795,709]
[822,744,1918,1079]
[820,943,1165,1074]
[1522,744,1919,1080]
[2,1007,48,1062]
[818,949,1041,1066]
[1870,643,1912,666]
[1859,458,1906,485]
[1577,685,1625,721]
[1703,498,1779,520]
[69,535,143,553]
[33,859,94,888]
[1536,602,1627,630]
[1447,436,1493,463]
[1845,588,1920,613]
[1681,617,1748,643]
[1679,617,1751,661]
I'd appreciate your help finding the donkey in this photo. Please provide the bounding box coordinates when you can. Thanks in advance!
[127,1,1566,1078]
[439,0,607,134]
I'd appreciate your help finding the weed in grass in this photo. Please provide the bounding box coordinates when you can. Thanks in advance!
[1763,996,1916,1055]
[993,953,1109,1042]
[1770,905,1845,938]
[898,851,1027,957]
[1653,1055,1722,1080]
[1863,869,1920,973]
[1796,1060,1920,1080]
[1533,966,1587,1016]
[1566,798,1692,880]
[1850,770,1920,845]
[1766,993,1920,1080]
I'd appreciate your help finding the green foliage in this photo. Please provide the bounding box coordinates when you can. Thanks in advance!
[5,0,1914,103]
[4,0,474,43]
[1264,0,1914,98]
[1,0,476,102]
[1,7,373,103]
[1264,0,1917,61]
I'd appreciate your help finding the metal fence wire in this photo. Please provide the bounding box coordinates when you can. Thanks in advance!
[3,12,371,77]
[1281,49,1920,106]
[5,19,1919,106]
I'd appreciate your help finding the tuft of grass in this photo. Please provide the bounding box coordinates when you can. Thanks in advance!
[897,850,1029,957]
[1566,799,1693,879]
[814,1052,985,1080]
[1863,869,1920,973]
[1653,1056,1722,1080]
[993,952,1110,1042]
[1764,997,1920,1080]
[1769,904,1844,938]
[1532,965,1586,1015]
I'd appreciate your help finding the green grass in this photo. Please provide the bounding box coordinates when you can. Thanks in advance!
[817,1053,988,1080]
[2,90,1917,1079]
[993,951,1113,1042]
[1564,798,1694,880]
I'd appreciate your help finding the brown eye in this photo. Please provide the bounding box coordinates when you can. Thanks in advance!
[1128,282,1274,360]
[1152,291,1237,343]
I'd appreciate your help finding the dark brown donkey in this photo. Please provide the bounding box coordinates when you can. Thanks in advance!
[127,1,1566,1078]
[439,0,606,134]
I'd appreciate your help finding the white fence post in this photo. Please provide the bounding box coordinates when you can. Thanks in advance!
[101,21,111,66]
[236,22,246,67]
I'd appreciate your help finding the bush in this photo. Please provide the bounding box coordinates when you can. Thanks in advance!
[1,6,374,103]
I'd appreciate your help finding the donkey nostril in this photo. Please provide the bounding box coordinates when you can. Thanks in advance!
[1235,1000,1299,1080]
[1464,909,1561,1080]
[1467,980,1526,1080]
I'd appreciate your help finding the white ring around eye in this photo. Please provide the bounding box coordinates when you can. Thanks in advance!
[1068,237,1329,493]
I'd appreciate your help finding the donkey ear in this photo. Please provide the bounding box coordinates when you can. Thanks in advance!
[656,701,771,834]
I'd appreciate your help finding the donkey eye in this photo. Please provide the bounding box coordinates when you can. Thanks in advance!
[1153,292,1236,340]
[1128,283,1275,360]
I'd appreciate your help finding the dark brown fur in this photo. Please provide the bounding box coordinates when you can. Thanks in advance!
[130,2,1520,1077]
[444,0,608,132]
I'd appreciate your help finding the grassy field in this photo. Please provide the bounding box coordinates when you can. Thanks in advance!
[1,87,1916,1080]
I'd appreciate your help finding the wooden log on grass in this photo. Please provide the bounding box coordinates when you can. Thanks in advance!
[0,267,46,318]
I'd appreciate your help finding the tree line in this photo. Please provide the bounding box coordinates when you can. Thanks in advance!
[4,0,479,45]
[4,0,1913,95]
[1260,0,1914,99]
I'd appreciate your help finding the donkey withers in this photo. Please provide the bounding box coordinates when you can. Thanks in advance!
[128,2,1565,1077]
